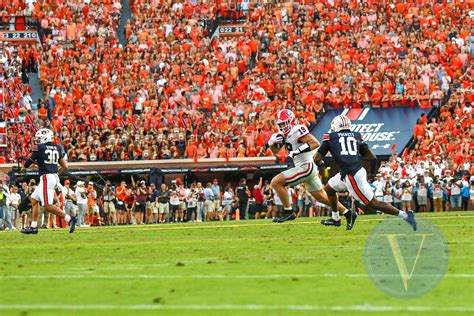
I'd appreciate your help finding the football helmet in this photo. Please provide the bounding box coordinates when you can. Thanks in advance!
[35,128,54,144]
[276,109,296,135]
[330,115,352,132]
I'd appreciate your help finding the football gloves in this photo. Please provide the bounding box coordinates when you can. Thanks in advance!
[268,133,284,146]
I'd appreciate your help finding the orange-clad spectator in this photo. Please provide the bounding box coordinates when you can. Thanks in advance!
[2,0,473,166]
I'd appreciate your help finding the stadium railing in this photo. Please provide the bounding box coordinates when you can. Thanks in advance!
[0,156,278,174]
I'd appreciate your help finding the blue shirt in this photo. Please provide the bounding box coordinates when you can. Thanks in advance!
[149,189,159,203]
[461,186,470,198]
[203,188,214,200]
[211,184,220,197]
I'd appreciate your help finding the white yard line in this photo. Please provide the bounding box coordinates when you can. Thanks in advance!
[1,273,473,279]
[0,304,472,312]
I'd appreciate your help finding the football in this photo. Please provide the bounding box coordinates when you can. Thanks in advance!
[273,140,284,149]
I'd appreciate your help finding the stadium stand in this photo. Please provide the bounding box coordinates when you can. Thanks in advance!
[1,0,472,163]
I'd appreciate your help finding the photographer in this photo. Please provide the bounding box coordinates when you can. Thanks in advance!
[236,179,250,220]
[134,180,147,225]
[430,180,444,213]
[383,182,393,206]
[86,182,99,226]
[195,182,205,222]
[116,181,131,225]
[392,179,403,210]
[222,186,234,221]
[186,183,198,222]
[448,179,462,211]
[177,180,187,222]
[0,180,9,230]
[169,183,180,223]
[157,184,170,223]
[102,181,116,225]
[203,183,215,222]
[7,185,21,230]
[401,181,413,212]
[63,180,77,217]
[416,177,428,213]
[148,184,159,224]
[18,179,36,229]
[75,181,88,227]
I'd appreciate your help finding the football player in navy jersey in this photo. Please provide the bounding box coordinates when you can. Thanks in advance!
[21,128,77,234]
[268,109,355,224]
[314,115,416,231]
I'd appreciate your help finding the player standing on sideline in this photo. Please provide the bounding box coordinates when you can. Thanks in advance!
[20,128,77,234]
[314,115,417,230]
[268,109,356,225]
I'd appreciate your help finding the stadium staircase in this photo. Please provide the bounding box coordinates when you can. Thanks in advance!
[28,71,43,110]
[118,0,132,46]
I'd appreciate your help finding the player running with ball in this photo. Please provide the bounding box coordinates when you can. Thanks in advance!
[20,128,77,234]
[314,115,417,231]
[268,109,356,227]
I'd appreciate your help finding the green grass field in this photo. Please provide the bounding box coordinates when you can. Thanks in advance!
[0,212,473,316]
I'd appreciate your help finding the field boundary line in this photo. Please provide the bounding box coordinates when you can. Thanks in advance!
[65,214,474,233]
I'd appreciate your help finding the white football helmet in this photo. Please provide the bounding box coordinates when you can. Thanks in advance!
[276,109,296,136]
[35,128,54,144]
[330,115,352,132]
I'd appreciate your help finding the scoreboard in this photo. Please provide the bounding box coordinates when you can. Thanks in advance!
[217,25,245,37]
[0,31,39,44]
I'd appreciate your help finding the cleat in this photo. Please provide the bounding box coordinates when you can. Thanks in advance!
[405,211,417,231]
[69,216,77,233]
[273,211,296,223]
[320,218,341,227]
[21,227,38,235]
[344,210,358,230]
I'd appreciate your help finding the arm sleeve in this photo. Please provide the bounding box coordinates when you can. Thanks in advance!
[24,145,39,168]
[317,139,330,157]
[358,142,369,157]
[59,145,66,159]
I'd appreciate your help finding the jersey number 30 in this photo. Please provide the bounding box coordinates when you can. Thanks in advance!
[45,149,60,164]
[339,136,357,156]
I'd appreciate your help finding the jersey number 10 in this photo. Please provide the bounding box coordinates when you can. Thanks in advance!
[339,136,357,156]
[45,149,60,164]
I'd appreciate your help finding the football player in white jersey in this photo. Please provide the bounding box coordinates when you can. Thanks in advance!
[268,109,356,226]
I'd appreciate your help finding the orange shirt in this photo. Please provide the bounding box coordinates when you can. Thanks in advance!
[185,144,197,158]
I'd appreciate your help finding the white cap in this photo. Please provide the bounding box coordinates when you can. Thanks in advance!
[77,181,84,186]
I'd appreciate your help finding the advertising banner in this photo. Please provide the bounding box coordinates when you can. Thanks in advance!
[311,107,431,156]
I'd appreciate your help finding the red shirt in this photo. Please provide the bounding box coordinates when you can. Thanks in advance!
[253,187,263,203]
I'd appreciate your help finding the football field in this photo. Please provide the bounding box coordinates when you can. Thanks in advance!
[0,212,473,316]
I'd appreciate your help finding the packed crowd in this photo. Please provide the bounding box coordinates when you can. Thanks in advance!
[1,0,472,163]
[374,153,473,213]
[0,0,35,18]
[0,41,38,163]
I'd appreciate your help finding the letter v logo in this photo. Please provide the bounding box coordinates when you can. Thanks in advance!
[385,234,433,291]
